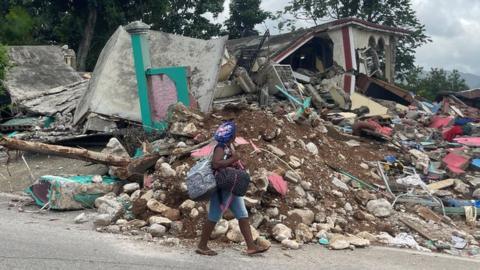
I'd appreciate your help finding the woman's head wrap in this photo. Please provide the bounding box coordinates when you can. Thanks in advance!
[214,121,236,144]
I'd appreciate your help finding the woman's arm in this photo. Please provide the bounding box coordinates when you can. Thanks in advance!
[212,146,239,170]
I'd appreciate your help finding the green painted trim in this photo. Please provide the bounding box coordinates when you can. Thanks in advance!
[130,34,153,132]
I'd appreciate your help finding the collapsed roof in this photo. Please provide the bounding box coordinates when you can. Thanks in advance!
[74,26,227,125]
[227,18,409,62]
[4,46,82,102]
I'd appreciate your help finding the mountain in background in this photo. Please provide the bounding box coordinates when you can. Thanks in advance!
[458,72,480,89]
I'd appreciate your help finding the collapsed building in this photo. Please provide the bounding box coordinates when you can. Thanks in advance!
[0,18,480,256]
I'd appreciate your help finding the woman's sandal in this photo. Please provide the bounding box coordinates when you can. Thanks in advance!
[195,248,218,256]
[246,245,270,256]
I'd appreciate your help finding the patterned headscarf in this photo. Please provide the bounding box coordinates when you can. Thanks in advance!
[214,121,236,145]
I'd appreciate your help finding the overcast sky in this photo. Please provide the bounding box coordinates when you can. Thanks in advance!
[214,0,480,75]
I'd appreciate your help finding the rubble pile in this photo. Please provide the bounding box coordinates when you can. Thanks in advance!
[79,100,478,257]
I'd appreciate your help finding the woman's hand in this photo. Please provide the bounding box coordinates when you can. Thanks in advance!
[230,152,240,162]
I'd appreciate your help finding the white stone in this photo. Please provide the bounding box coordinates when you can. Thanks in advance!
[300,181,312,191]
[123,183,140,193]
[94,193,124,222]
[211,219,229,239]
[266,207,279,218]
[295,223,314,243]
[148,216,172,227]
[148,224,167,237]
[289,156,302,168]
[344,202,353,212]
[305,142,319,155]
[332,177,349,191]
[189,208,199,218]
[226,220,259,243]
[92,175,103,183]
[288,209,315,225]
[176,142,187,148]
[285,170,301,183]
[329,239,350,250]
[130,190,141,201]
[294,185,306,198]
[267,144,286,157]
[74,213,90,224]
[454,180,470,195]
[179,199,196,213]
[147,199,170,214]
[93,214,112,227]
[158,163,177,178]
[272,224,292,242]
[281,239,300,250]
[251,213,265,229]
[366,199,393,218]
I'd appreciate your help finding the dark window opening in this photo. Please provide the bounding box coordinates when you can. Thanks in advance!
[280,36,334,72]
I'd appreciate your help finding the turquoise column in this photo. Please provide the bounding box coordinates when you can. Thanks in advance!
[125,21,153,133]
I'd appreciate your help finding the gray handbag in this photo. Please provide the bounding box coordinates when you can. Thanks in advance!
[186,154,216,201]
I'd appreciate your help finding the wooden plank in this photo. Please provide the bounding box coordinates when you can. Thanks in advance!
[416,206,443,223]
[427,179,455,191]
[399,217,437,241]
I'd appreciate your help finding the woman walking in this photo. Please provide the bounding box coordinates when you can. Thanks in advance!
[196,121,269,256]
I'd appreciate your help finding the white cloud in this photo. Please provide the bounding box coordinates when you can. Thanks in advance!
[412,0,480,74]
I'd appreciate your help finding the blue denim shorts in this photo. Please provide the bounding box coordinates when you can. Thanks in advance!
[207,189,248,222]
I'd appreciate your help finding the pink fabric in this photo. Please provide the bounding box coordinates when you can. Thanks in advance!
[429,116,453,129]
[191,144,215,158]
[234,137,249,145]
[267,173,288,196]
[442,152,469,174]
[366,120,393,136]
[453,137,480,147]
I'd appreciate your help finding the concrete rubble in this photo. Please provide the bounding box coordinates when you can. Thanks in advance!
[0,18,479,260]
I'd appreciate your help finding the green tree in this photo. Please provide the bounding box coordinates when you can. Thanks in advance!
[225,0,270,39]
[0,0,225,71]
[401,67,469,100]
[0,44,8,82]
[283,0,431,80]
[0,5,35,45]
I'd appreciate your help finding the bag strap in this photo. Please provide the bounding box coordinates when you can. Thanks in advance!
[220,170,238,214]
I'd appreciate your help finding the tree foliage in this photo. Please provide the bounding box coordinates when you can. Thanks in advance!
[0,5,35,45]
[0,0,225,71]
[283,0,431,80]
[225,0,270,39]
[400,67,469,100]
[0,44,8,82]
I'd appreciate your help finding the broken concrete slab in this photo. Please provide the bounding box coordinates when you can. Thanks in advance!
[20,80,88,116]
[74,26,227,125]
[427,179,456,191]
[4,46,82,103]
[351,92,388,117]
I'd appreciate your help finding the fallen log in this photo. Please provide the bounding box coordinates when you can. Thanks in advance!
[0,136,131,167]
[1,136,214,181]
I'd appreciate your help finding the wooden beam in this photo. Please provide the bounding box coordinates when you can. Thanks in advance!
[0,136,130,167]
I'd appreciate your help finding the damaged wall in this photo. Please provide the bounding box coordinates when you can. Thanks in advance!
[74,26,227,125]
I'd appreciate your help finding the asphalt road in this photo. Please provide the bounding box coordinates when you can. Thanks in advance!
[0,195,478,270]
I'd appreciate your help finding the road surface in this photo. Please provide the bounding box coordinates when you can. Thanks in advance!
[0,194,478,270]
